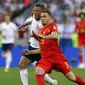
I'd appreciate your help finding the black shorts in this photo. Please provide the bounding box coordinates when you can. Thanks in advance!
[24,45,41,63]
[2,43,14,51]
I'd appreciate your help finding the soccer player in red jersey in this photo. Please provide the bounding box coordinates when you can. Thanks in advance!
[32,10,85,85]
[75,12,85,68]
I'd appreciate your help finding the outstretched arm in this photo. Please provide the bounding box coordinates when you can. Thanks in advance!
[18,21,32,29]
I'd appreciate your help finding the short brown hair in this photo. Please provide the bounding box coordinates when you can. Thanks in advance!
[41,10,51,16]
[78,12,85,17]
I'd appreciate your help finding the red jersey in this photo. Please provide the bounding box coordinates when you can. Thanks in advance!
[75,21,85,38]
[38,23,64,59]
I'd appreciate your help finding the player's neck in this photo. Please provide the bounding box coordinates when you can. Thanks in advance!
[35,18,40,21]
[6,21,10,24]
[43,22,50,27]
[81,19,85,21]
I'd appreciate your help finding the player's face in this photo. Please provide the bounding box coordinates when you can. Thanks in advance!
[32,7,42,20]
[40,12,51,26]
[4,15,10,22]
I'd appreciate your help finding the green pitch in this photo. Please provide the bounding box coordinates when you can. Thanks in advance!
[0,67,85,85]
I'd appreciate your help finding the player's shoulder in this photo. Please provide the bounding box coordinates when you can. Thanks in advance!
[10,22,17,27]
[32,19,40,23]
[0,22,6,27]
[25,16,33,23]
[31,18,37,23]
[38,27,43,33]
[1,22,5,25]
[49,22,57,28]
[10,22,16,25]
[49,22,57,27]
[32,19,41,26]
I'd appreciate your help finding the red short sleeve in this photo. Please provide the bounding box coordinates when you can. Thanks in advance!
[50,23,58,33]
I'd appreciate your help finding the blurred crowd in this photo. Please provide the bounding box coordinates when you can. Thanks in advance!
[0,0,85,47]
[0,0,30,25]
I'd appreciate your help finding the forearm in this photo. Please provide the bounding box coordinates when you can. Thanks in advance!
[18,21,32,29]
[24,21,32,26]
[33,35,39,40]
[32,31,39,40]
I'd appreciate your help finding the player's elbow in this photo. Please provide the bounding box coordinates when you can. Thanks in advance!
[55,36,58,39]
[52,35,58,39]
[51,32,58,39]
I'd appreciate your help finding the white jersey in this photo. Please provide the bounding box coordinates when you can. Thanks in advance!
[0,22,17,44]
[24,17,42,48]
[24,16,33,42]
[25,16,33,34]
[30,19,42,48]
[25,17,33,23]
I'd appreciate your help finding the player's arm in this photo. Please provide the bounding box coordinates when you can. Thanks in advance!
[32,31,39,40]
[18,26,28,33]
[22,48,40,55]
[18,21,32,29]
[38,24,58,39]
[39,32,58,39]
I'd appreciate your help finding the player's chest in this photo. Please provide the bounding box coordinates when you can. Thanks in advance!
[78,22,85,29]
[39,28,51,35]
[31,20,42,30]
[2,24,13,32]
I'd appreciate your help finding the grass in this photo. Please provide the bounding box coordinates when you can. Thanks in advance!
[0,67,85,85]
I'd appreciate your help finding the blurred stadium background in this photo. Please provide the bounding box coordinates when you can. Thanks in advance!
[0,0,85,85]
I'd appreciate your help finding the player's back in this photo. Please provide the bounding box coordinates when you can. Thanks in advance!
[38,23,64,59]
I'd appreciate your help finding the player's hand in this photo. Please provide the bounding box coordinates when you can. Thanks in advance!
[32,31,37,37]
[32,31,39,40]
[18,24,26,29]
[38,34,44,39]
[22,49,31,55]
[19,27,28,32]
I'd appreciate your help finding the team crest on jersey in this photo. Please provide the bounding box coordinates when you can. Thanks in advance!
[53,26,57,29]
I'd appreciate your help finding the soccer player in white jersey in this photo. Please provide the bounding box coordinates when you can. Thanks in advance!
[0,14,17,72]
[19,4,58,85]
